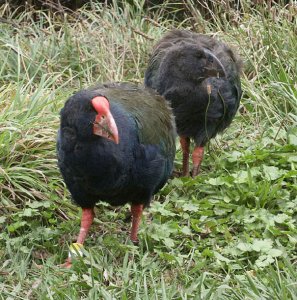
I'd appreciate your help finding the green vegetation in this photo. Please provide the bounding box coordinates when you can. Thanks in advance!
[0,1,296,299]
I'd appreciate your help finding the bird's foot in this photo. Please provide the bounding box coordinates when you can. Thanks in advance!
[59,243,84,268]
[191,166,200,177]
[131,239,139,246]
[170,170,182,178]
[130,204,143,244]
[180,136,190,177]
[191,146,204,177]
[59,258,72,269]
[170,169,191,178]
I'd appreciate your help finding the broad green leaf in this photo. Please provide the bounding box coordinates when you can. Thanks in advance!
[201,248,214,258]
[27,201,51,209]
[182,202,199,212]
[163,237,175,248]
[288,133,297,146]
[150,202,176,216]
[171,178,184,188]
[255,255,274,268]
[181,226,192,235]
[274,213,289,224]
[262,165,285,180]
[214,251,231,263]
[214,206,233,216]
[69,274,79,282]
[251,239,273,252]
[288,155,297,162]
[227,151,242,162]
[268,248,282,257]
[22,208,34,217]
[237,242,253,252]
[7,221,27,232]
[233,168,260,184]
[158,252,176,263]
[19,246,30,254]
[206,176,233,187]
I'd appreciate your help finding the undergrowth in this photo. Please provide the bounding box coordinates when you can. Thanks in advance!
[0,1,296,299]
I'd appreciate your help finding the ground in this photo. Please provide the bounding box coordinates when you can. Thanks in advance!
[0,1,296,299]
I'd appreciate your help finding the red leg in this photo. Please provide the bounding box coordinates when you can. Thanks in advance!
[192,146,204,177]
[76,208,95,244]
[130,204,144,244]
[61,207,95,268]
[180,136,190,177]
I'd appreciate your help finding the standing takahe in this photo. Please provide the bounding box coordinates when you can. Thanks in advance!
[145,29,242,177]
[57,82,176,267]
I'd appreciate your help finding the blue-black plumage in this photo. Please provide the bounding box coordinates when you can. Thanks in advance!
[145,29,242,176]
[57,82,176,267]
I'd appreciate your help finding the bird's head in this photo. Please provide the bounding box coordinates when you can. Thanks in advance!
[203,49,226,78]
[161,45,226,84]
[91,96,119,144]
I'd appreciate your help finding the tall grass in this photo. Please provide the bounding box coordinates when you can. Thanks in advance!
[184,0,297,128]
[0,1,296,299]
[0,1,171,87]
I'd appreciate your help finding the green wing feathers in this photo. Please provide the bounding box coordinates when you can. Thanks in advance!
[90,82,176,157]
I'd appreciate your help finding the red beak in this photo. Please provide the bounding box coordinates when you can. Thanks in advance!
[93,111,119,144]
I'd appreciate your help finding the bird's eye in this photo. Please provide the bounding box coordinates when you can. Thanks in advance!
[101,115,105,120]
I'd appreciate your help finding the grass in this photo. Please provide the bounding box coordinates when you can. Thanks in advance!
[0,1,296,299]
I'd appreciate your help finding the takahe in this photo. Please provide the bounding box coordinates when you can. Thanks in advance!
[57,82,176,267]
[145,29,242,176]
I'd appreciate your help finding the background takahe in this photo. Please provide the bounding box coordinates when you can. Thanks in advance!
[57,82,176,267]
[145,29,242,177]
